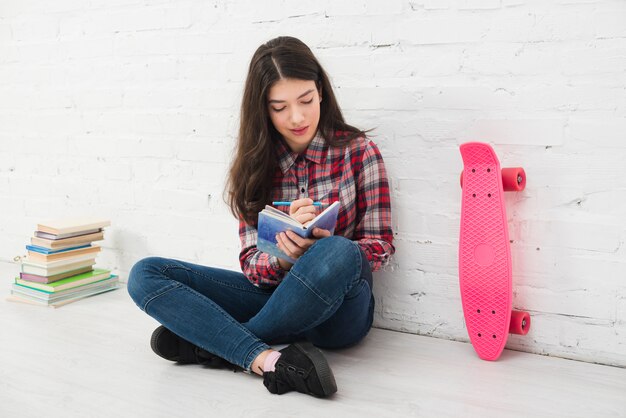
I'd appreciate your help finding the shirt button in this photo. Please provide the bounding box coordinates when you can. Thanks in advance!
[301,187,305,193]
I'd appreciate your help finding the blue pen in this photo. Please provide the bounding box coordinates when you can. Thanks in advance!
[272,201,323,207]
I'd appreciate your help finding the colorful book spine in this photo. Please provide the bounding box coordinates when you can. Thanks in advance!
[15,268,111,292]
[19,266,94,284]
[25,244,91,255]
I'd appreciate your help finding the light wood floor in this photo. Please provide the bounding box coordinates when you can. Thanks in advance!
[1,284,625,418]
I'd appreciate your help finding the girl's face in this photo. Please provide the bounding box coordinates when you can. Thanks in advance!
[267,78,322,153]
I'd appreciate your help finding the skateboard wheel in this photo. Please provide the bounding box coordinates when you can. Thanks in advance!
[509,310,530,335]
[502,168,526,192]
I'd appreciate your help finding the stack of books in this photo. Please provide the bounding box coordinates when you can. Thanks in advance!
[8,218,119,308]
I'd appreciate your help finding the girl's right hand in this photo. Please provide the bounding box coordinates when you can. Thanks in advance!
[289,198,318,225]
[276,227,331,268]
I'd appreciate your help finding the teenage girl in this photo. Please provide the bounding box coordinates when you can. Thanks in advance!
[127,36,394,398]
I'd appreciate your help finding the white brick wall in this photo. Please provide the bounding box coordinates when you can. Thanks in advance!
[1,0,625,367]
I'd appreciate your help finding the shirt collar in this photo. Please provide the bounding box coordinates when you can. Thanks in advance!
[276,131,328,174]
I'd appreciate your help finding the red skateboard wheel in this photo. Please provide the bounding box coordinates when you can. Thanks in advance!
[509,310,530,335]
[502,167,526,192]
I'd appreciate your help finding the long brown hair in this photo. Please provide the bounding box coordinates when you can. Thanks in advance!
[225,36,368,225]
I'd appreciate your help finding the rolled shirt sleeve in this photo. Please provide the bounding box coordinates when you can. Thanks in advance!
[353,141,395,271]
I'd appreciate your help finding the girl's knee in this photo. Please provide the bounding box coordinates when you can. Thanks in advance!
[318,235,352,250]
[315,236,362,273]
[294,236,363,290]
[127,256,166,304]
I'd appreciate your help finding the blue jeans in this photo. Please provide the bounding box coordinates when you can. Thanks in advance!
[127,236,374,372]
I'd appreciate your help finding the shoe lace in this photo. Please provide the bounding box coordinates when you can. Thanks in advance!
[276,363,309,394]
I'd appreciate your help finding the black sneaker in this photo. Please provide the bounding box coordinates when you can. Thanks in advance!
[150,325,237,370]
[263,341,337,398]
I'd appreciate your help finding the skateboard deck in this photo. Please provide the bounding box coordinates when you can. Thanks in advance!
[459,142,530,361]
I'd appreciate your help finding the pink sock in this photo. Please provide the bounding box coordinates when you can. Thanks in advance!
[263,351,282,372]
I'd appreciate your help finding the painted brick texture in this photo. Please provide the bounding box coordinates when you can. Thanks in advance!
[0,1,624,367]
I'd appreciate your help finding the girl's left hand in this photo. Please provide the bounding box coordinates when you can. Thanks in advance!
[276,227,331,261]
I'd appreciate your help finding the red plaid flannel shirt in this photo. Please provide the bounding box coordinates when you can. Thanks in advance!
[239,131,395,288]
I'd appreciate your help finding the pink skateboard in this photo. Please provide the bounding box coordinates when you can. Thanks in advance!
[459,142,530,361]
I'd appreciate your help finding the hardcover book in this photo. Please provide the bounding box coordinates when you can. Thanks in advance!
[37,218,111,236]
[21,258,96,276]
[31,231,105,250]
[256,201,340,263]
[26,245,100,263]
[14,268,112,293]
[19,266,94,284]
[26,244,91,255]
[35,228,102,240]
